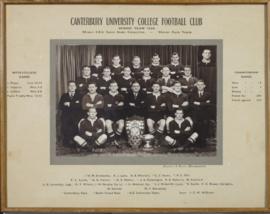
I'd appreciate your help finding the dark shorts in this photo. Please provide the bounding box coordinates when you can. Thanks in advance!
[147,112,164,122]
[104,110,124,121]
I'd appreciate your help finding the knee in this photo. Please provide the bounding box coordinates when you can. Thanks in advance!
[159,119,166,128]
[96,134,107,146]
[166,117,173,125]
[73,135,87,147]
[146,119,154,131]
[105,120,113,131]
[164,136,176,147]
[117,120,125,130]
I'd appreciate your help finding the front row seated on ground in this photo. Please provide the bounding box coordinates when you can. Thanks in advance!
[73,107,198,152]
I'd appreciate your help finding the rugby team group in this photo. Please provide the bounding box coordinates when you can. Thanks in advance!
[59,50,216,153]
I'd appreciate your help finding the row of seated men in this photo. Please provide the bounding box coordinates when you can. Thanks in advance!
[59,78,212,152]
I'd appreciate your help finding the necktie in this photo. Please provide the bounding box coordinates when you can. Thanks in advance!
[70,93,74,99]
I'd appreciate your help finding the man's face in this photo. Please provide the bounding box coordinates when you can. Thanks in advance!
[162,67,170,77]
[175,110,184,120]
[103,68,111,77]
[82,67,91,76]
[68,82,76,92]
[202,49,211,60]
[95,55,103,64]
[152,84,160,93]
[171,54,179,63]
[112,56,120,65]
[123,67,131,76]
[174,83,182,93]
[152,55,160,64]
[131,83,140,93]
[88,84,97,94]
[197,81,206,91]
[132,57,141,66]
[109,83,118,93]
[88,108,97,119]
[184,67,192,76]
[143,68,151,77]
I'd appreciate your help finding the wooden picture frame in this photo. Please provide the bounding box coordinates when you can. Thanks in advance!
[0,0,269,212]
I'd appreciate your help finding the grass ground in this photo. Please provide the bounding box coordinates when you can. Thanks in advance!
[56,137,216,157]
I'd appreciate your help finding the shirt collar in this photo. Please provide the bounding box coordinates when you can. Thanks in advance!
[174,91,182,96]
[109,91,119,96]
[93,63,102,67]
[183,75,192,80]
[202,58,211,64]
[103,76,111,81]
[88,117,97,123]
[175,118,184,126]
[133,65,141,69]
[171,62,179,66]
[88,92,97,97]
[112,64,121,68]
[143,76,151,80]
[123,75,132,80]
[163,75,170,80]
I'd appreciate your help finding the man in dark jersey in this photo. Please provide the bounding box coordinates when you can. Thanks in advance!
[150,53,163,79]
[138,66,155,94]
[167,52,184,80]
[103,81,125,147]
[74,108,107,152]
[76,65,98,96]
[110,55,123,82]
[90,53,104,79]
[130,56,143,80]
[97,66,113,96]
[118,66,135,95]
[165,108,198,152]
[165,81,189,133]
[145,82,166,141]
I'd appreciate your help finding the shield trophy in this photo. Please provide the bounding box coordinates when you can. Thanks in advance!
[126,116,145,149]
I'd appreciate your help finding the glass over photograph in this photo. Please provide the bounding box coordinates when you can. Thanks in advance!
[51,40,222,164]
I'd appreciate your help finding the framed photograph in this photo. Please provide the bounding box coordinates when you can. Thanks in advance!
[1,0,269,212]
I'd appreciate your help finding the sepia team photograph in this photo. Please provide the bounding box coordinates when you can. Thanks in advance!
[53,42,219,159]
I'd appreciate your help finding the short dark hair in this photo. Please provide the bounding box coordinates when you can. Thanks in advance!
[113,54,120,58]
[197,79,205,84]
[131,80,140,86]
[162,66,170,70]
[184,65,192,70]
[132,56,140,60]
[88,81,97,87]
[68,80,76,85]
[152,53,160,57]
[109,80,118,86]
[143,66,151,70]
[173,81,181,86]
[81,65,91,70]
[175,108,184,113]
[171,52,179,56]
[94,53,102,58]
[152,81,161,87]
[103,66,111,72]
[123,66,131,70]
